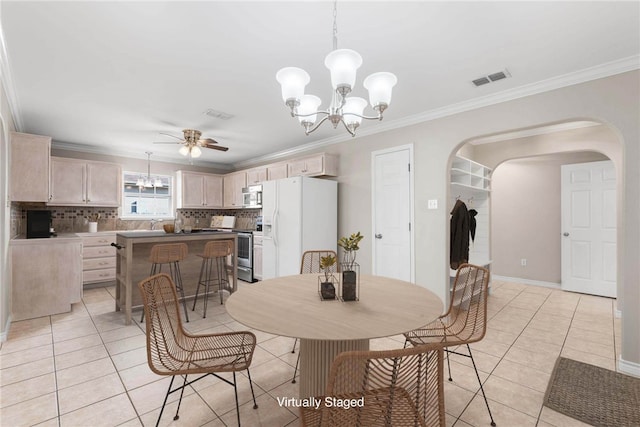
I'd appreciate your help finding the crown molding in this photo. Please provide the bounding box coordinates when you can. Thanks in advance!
[52,140,234,171]
[236,55,639,169]
[0,9,24,132]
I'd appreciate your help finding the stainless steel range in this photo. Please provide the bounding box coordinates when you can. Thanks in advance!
[236,231,255,282]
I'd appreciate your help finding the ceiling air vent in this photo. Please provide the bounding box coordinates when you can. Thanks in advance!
[203,108,234,120]
[472,69,511,87]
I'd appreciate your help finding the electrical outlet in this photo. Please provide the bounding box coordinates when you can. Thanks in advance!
[428,199,438,209]
[521,258,527,267]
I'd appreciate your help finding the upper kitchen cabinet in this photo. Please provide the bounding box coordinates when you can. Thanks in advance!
[267,162,288,181]
[246,167,267,185]
[175,171,223,208]
[49,157,122,206]
[287,153,338,177]
[223,171,246,208]
[10,132,51,202]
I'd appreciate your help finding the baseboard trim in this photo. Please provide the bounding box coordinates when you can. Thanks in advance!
[492,275,561,289]
[0,315,12,343]
[618,356,640,378]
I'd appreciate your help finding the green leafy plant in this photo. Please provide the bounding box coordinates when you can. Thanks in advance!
[319,254,337,282]
[338,231,364,271]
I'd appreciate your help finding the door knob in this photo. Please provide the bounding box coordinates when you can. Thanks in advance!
[375,233,383,239]
[563,232,570,237]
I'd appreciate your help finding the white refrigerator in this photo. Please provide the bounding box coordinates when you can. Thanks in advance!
[262,176,337,279]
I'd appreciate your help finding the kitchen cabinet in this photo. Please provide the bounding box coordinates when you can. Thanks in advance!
[176,171,223,208]
[223,171,247,208]
[10,236,82,321]
[78,232,116,284]
[10,132,51,202]
[246,167,267,185]
[287,153,338,177]
[267,162,288,181]
[49,157,121,206]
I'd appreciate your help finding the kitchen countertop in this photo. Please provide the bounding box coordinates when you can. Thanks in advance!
[115,229,237,238]
[10,233,82,245]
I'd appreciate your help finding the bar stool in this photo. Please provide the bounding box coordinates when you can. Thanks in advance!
[192,240,233,318]
[140,243,190,323]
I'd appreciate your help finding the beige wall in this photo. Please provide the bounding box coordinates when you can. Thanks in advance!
[1,69,18,339]
[317,70,638,372]
[490,152,607,283]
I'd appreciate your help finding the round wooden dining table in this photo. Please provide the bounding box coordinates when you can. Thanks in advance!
[225,273,444,398]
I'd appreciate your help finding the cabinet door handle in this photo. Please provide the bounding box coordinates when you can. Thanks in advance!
[375,233,383,239]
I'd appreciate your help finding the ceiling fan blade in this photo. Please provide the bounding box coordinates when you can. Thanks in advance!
[199,138,219,145]
[152,141,182,145]
[204,143,229,152]
[158,132,184,141]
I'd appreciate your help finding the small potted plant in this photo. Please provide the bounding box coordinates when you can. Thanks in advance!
[318,253,337,300]
[338,232,363,301]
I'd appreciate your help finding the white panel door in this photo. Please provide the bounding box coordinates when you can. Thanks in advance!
[372,146,413,282]
[561,160,616,297]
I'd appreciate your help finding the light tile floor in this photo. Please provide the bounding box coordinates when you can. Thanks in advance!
[0,279,622,426]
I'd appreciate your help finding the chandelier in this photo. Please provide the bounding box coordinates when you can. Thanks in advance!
[137,152,163,189]
[276,1,397,137]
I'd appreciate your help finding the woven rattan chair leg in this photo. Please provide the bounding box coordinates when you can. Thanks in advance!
[203,258,212,318]
[246,368,259,409]
[291,338,297,353]
[467,344,496,426]
[292,352,300,383]
[173,262,189,323]
[217,257,224,305]
[173,374,188,421]
[446,348,453,381]
[193,258,206,312]
[156,375,175,427]
[232,372,241,426]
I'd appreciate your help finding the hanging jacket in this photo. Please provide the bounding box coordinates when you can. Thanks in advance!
[468,209,478,242]
[450,200,469,269]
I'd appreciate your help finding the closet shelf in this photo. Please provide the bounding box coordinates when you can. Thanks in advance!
[451,182,490,192]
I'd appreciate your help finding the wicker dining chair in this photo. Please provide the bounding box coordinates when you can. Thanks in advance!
[300,343,446,427]
[404,263,496,426]
[291,250,339,383]
[139,273,258,427]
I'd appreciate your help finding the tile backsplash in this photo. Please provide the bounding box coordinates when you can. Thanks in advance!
[13,203,261,236]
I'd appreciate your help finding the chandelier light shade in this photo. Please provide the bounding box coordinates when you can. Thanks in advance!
[324,49,362,94]
[275,1,397,137]
[276,67,310,106]
[363,72,398,112]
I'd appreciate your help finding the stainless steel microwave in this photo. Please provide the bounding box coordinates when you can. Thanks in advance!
[242,185,262,208]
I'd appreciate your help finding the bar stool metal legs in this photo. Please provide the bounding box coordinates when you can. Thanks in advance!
[141,243,189,323]
[192,240,232,318]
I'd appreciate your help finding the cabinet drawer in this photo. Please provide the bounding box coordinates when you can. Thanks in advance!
[82,235,115,247]
[83,268,116,283]
[83,257,116,271]
[83,245,116,258]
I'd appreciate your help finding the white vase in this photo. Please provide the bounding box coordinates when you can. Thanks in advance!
[88,222,98,233]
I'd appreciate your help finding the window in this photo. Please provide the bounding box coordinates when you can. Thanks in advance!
[121,172,173,219]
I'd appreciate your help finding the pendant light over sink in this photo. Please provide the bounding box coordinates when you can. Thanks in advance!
[137,152,162,189]
[276,1,397,137]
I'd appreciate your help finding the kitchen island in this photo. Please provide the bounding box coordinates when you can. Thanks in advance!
[114,230,238,325]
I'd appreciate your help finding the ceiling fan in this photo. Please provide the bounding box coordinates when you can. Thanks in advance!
[153,129,229,158]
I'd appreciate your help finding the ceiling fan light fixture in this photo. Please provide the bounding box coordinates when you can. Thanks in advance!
[179,145,190,156]
[190,145,202,158]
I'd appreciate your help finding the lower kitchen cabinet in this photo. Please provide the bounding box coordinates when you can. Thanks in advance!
[10,236,83,321]
[78,232,116,284]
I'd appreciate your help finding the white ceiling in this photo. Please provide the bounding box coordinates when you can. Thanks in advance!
[2,1,639,169]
